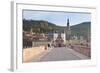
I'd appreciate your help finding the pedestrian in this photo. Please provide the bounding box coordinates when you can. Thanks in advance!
[48,44,50,47]
[44,45,47,50]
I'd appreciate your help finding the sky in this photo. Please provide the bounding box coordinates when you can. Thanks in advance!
[23,10,91,26]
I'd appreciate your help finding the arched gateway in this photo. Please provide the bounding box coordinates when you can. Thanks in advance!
[53,18,71,47]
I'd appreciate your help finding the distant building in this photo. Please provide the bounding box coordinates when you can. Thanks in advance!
[23,18,71,48]
[53,18,71,47]
[53,29,66,47]
[23,31,48,48]
[66,18,71,41]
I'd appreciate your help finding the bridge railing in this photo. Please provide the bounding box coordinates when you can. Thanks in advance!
[68,44,91,57]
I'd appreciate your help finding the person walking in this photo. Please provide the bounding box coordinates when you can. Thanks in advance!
[44,45,48,50]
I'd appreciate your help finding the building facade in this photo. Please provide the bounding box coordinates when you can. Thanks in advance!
[53,18,71,47]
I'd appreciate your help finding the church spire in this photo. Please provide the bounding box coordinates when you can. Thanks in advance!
[66,18,71,41]
[67,18,69,27]
[67,18,70,30]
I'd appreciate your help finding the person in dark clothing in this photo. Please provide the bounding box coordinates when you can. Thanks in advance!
[48,44,50,47]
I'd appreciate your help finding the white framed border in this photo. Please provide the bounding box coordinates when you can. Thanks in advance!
[11,1,97,72]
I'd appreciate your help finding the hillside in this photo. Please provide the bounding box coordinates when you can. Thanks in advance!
[23,19,91,38]
[23,19,62,33]
[71,22,91,39]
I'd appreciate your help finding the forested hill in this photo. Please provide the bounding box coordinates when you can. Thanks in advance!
[23,19,91,38]
[23,19,62,33]
[71,22,91,38]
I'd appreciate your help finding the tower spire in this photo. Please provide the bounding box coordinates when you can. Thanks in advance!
[67,18,70,30]
[66,18,71,41]
[67,18,69,26]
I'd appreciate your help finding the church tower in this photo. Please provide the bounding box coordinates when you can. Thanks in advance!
[67,19,70,30]
[66,18,71,41]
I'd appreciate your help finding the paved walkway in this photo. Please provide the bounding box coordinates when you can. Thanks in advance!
[30,47,90,62]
